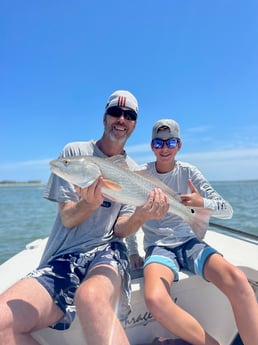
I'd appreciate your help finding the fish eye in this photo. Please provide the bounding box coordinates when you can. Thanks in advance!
[63,159,70,166]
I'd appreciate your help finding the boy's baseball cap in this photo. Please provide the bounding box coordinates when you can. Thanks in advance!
[152,119,180,139]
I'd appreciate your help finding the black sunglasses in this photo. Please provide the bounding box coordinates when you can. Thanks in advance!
[106,106,137,121]
[152,138,180,149]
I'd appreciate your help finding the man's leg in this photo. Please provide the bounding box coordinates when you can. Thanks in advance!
[75,265,130,345]
[0,278,64,345]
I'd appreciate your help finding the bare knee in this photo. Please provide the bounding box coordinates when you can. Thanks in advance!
[220,266,253,299]
[75,266,121,311]
[144,288,168,317]
[75,280,98,310]
[75,278,117,317]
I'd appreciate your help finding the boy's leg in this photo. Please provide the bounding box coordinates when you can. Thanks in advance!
[204,253,258,345]
[144,263,220,345]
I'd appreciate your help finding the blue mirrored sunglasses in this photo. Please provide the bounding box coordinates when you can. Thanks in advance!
[152,138,180,149]
[106,106,137,121]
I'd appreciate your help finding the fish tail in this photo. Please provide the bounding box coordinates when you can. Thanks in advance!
[189,208,212,240]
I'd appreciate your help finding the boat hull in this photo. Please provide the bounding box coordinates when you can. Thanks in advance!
[0,228,257,345]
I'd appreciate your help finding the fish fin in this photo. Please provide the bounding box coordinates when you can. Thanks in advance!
[102,178,122,190]
[188,208,212,240]
[134,169,182,201]
[105,155,142,171]
[105,155,130,169]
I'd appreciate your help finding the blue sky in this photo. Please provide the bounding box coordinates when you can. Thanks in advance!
[1,0,258,182]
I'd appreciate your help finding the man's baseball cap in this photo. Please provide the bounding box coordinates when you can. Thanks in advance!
[105,90,138,117]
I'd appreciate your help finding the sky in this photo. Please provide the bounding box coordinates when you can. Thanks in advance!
[1,0,258,182]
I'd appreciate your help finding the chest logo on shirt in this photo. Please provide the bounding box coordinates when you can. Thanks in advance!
[101,200,112,208]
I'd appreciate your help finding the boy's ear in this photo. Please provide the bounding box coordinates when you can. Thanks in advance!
[178,141,182,151]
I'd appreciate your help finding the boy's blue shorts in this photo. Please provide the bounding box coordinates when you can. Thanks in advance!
[144,238,220,281]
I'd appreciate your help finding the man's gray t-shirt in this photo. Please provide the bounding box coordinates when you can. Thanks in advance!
[41,140,136,264]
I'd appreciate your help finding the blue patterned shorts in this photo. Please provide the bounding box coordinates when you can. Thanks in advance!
[144,238,220,281]
[27,241,131,330]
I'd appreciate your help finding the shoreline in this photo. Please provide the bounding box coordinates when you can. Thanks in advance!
[0,181,46,186]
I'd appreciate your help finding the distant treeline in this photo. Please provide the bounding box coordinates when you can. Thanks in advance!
[0,180,43,185]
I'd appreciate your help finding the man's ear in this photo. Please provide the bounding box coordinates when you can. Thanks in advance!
[177,141,182,151]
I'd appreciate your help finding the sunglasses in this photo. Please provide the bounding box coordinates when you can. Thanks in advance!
[152,138,180,149]
[106,106,137,121]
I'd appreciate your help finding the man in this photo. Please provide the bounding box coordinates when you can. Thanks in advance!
[116,118,258,345]
[0,91,167,345]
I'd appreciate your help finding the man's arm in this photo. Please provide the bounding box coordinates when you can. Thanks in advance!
[114,188,169,238]
[60,177,104,228]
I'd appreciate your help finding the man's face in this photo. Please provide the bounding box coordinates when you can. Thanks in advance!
[103,107,137,143]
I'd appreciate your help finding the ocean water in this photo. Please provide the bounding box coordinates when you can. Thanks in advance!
[211,180,258,236]
[0,180,257,265]
[0,184,56,264]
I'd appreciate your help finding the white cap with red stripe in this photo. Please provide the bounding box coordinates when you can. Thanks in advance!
[105,90,138,116]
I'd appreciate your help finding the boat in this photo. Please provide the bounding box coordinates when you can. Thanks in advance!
[0,223,257,345]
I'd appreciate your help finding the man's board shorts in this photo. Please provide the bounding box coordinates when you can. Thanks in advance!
[27,241,130,330]
[144,238,220,281]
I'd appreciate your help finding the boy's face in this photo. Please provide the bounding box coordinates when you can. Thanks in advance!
[151,130,182,165]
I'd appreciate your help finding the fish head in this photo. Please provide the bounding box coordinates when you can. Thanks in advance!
[49,157,101,188]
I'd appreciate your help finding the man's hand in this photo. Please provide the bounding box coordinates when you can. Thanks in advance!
[60,177,105,228]
[135,188,170,222]
[76,176,104,209]
[114,188,169,240]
